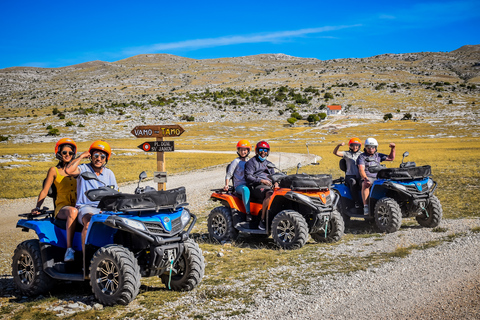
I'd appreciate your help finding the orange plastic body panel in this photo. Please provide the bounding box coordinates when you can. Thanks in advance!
[211,187,331,216]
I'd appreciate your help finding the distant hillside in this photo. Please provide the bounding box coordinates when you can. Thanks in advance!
[0,45,479,144]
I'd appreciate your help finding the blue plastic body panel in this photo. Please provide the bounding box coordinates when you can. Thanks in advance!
[17,207,187,251]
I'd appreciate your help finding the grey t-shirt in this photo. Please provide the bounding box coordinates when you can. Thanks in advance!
[343,150,361,177]
[226,157,247,187]
[357,152,388,178]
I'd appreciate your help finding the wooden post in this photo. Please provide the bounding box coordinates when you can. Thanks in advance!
[157,137,165,190]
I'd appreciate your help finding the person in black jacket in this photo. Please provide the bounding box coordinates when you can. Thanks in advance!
[245,140,277,230]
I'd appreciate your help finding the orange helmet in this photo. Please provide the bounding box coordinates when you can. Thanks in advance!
[89,140,112,160]
[348,137,362,146]
[236,139,251,151]
[55,138,77,159]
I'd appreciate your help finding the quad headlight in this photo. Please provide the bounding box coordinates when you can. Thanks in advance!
[427,178,434,190]
[121,218,147,231]
[393,183,407,191]
[180,209,191,227]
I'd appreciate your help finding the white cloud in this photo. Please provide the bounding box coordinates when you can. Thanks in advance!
[123,24,362,55]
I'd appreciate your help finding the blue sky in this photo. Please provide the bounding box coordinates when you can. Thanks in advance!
[1,0,479,69]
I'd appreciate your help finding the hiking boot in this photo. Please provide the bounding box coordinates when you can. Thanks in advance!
[246,214,253,222]
[258,220,266,230]
[64,248,75,262]
[363,205,369,216]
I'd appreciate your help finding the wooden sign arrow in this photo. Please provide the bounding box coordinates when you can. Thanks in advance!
[138,141,175,152]
[131,125,185,138]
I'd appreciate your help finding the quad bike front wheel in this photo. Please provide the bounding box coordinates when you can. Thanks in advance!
[12,239,54,296]
[374,197,402,233]
[161,239,204,291]
[311,210,345,243]
[416,195,443,228]
[208,206,239,242]
[271,210,309,250]
[89,245,141,306]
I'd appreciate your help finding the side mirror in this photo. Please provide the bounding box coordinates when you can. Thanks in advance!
[139,171,147,181]
[401,151,409,164]
[81,172,99,181]
[267,162,277,169]
[296,163,302,174]
[80,171,106,186]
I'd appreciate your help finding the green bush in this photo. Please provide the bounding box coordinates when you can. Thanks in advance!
[383,113,393,121]
[287,117,298,125]
[46,125,53,129]
[65,121,74,127]
[307,114,320,123]
[47,128,60,136]
[52,107,60,115]
[291,112,302,120]
[0,135,9,142]
[324,92,334,99]
[318,112,327,120]
[78,123,85,127]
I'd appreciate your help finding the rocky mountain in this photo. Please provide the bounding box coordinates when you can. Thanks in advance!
[0,45,478,143]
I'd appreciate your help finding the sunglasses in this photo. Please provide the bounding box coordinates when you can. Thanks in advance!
[366,146,376,149]
[92,152,107,160]
[61,151,75,156]
[257,148,269,153]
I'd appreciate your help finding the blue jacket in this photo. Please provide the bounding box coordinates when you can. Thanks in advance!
[245,155,275,186]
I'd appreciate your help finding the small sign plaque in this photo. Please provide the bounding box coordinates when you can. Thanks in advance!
[131,125,184,138]
[138,141,174,152]
[153,171,167,183]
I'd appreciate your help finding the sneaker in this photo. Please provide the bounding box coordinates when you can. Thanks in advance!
[64,248,75,262]
[363,205,369,216]
[258,220,266,230]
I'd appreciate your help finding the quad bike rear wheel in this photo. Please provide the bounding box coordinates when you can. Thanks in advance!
[374,197,402,233]
[416,195,443,228]
[271,210,308,250]
[12,239,54,296]
[161,239,204,291]
[311,210,345,243]
[89,245,141,306]
[208,206,239,242]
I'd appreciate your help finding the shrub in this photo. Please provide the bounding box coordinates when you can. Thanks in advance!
[324,92,334,99]
[291,112,302,120]
[46,125,53,129]
[318,112,327,120]
[47,128,60,136]
[278,110,284,115]
[307,114,320,123]
[0,135,9,142]
[58,113,65,119]
[52,107,60,115]
[401,113,412,120]
[78,123,85,127]
[65,121,74,127]
[260,97,272,106]
[383,113,393,121]
[287,117,298,125]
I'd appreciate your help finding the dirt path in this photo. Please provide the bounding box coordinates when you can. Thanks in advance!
[1,151,479,319]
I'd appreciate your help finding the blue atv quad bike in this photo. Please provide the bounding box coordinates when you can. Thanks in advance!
[12,171,204,305]
[332,152,443,233]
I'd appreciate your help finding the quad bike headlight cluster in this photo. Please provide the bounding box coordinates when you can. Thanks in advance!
[181,209,191,227]
[121,218,147,231]
[427,178,434,190]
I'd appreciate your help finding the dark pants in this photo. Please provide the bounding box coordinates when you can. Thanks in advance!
[251,184,273,202]
[345,175,362,205]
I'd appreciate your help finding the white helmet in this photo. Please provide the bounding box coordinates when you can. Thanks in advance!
[365,138,378,147]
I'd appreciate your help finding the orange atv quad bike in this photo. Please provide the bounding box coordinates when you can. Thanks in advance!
[208,163,344,250]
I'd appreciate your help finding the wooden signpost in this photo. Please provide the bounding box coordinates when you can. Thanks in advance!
[131,124,185,190]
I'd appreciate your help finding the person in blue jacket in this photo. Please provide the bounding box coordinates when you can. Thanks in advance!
[245,140,276,230]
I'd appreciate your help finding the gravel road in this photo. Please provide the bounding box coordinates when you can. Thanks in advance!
[1,151,479,319]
